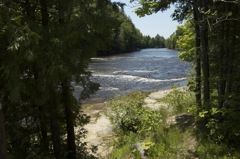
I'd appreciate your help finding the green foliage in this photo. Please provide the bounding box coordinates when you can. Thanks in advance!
[149,128,189,158]
[177,20,195,62]
[130,0,240,157]
[108,89,197,158]
[160,88,195,114]
[165,25,184,50]
[97,7,146,55]
[108,133,139,159]
[133,0,171,17]
[107,91,162,136]
[197,140,240,159]
[165,33,177,49]
[108,89,239,158]
[0,0,120,158]
[98,8,166,55]
[142,34,165,48]
[108,88,240,158]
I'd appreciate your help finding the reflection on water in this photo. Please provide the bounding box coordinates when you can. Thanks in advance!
[74,48,191,103]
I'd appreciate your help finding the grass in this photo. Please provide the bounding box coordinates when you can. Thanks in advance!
[106,89,197,159]
[83,88,240,158]
[106,88,240,159]
[156,87,195,114]
[107,133,140,159]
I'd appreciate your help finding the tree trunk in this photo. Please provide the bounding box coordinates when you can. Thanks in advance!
[200,26,210,104]
[38,106,49,153]
[0,104,7,159]
[57,0,76,157]
[62,80,76,159]
[200,0,210,105]
[49,96,63,159]
[39,0,48,28]
[33,65,50,153]
[217,22,227,108]
[225,12,237,97]
[39,0,63,157]
[193,1,202,107]
[195,28,202,107]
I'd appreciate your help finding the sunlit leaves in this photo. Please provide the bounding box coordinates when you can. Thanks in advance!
[177,21,195,62]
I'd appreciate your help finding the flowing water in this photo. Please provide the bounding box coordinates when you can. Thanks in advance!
[74,48,191,103]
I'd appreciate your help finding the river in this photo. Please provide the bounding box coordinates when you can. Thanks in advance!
[74,48,191,103]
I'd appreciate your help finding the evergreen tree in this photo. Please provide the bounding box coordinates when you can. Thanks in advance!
[0,0,122,158]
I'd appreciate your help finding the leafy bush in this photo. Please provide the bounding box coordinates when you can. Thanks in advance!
[197,140,240,159]
[108,133,140,159]
[107,91,162,136]
[160,87,195,114]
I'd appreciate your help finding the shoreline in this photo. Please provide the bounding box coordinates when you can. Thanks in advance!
[81,85,186,105]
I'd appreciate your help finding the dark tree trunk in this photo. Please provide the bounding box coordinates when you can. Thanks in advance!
[49,96,63,159]
[195,28,202,107]
[33,65,50,153]
[0,105,7,159]
[200,26,210,104]
[38,106,49,153]
[62,80,76,159]
[225,11,237,97]
[217,22,227,108]
[193,1,202,107]
[39,0,48,28]
[39,0,63,157]
[200,0,210,105]
[224,5,239,111]
[57,0,76,158]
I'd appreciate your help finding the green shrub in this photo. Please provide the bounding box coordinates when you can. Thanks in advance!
[150,127,189,158]
[108,133,140,159]
[197,140,240,159]
[107,91,162,136]
[160,87,195,114]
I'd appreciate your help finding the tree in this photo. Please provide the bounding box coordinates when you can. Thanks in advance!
[0,104,7,159]
[165,32,177,49]
[177,21,195,62]
[130,0,240,148]
[96,4,147,55]
[0,0,122,158]
[153,34,165,48]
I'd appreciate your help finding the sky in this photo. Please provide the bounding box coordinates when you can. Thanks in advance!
[112,0,180,39]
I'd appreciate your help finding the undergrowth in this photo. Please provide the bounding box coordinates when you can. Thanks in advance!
[106,88,240,159]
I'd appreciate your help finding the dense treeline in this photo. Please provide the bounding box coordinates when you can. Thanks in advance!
[98,10,166,56]
[97,12,144,55]
[133,0,240,151]
[142,34,165,48]
[165,25,184,50]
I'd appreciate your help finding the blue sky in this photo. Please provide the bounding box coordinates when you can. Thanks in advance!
[112,0,180,39]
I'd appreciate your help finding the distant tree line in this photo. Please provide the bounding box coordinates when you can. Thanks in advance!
[97,10,166,56]
[142,34,165,48]
[165,26,184,50]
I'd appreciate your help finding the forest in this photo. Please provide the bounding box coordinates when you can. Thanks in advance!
[1,0,240,158]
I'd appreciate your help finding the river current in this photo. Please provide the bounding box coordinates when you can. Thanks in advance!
[74,48,191,103]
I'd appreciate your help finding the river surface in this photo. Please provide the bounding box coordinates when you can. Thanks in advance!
[74,48,191,103]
